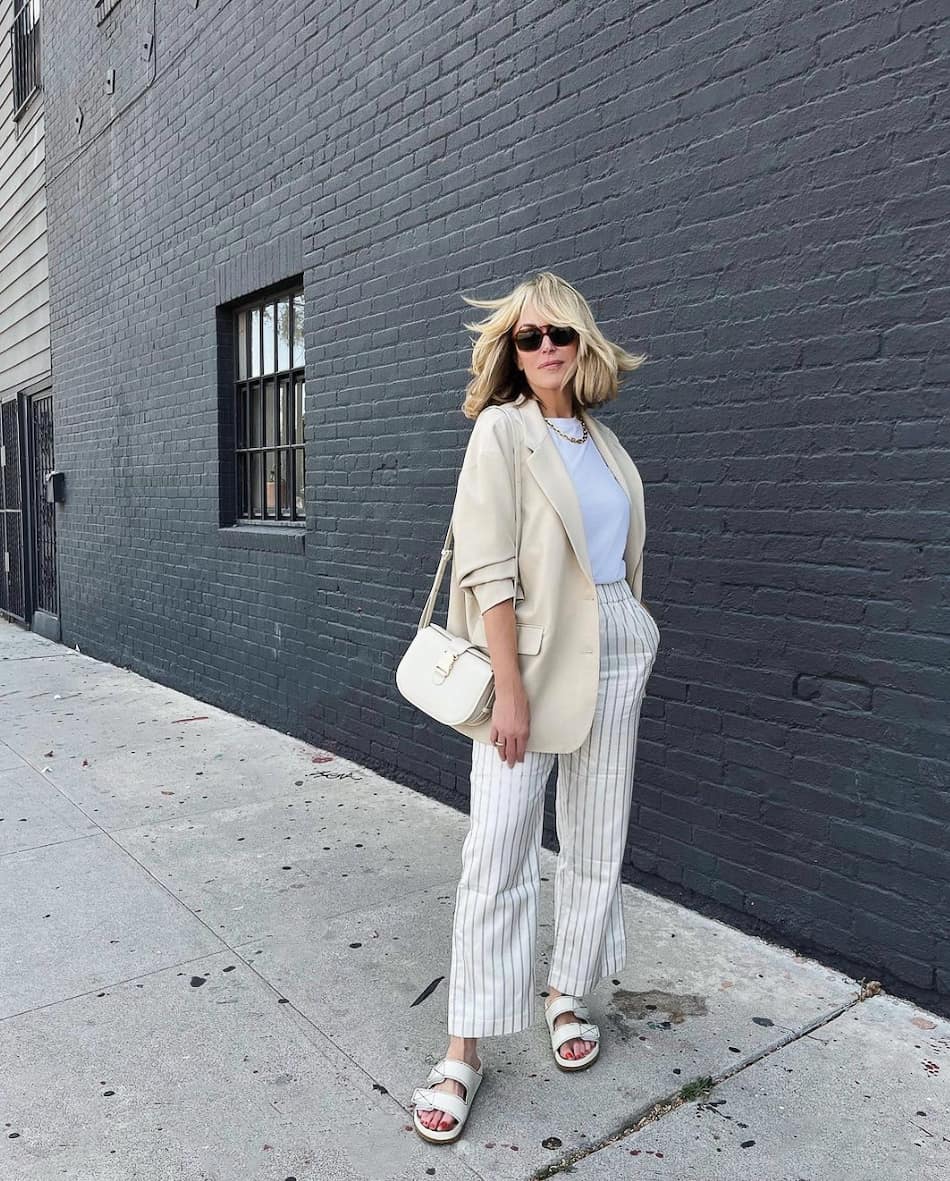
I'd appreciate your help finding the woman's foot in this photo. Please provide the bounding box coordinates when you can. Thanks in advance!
[415,1039,481,1134]
[546,987,596,1061]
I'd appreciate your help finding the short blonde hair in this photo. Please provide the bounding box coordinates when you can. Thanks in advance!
[460,271,647,419]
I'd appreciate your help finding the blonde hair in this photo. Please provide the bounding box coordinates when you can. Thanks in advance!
[460,271,647,419]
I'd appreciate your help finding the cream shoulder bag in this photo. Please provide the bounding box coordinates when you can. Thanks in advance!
[395,408,524,728]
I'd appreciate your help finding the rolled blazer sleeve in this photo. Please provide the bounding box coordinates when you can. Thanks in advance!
[451,407,521,615]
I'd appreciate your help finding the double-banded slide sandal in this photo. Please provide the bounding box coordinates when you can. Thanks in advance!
[410,1057,483,1144]
[544,994,601,1071]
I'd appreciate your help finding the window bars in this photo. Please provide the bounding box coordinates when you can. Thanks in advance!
[234,289,305,524]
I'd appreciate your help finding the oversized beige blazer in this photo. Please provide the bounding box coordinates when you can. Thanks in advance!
[445,391,648,753]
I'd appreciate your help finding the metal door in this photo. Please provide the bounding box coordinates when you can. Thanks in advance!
[29,392,58,620]
[0,398,26,621]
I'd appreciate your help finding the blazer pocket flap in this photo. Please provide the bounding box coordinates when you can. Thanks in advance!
[516,624,543,655]
[471,621,543,655]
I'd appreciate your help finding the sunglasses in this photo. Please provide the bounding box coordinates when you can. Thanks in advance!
[512,324,578,352]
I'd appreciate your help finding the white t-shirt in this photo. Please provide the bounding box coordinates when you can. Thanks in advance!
[545,417,629,584]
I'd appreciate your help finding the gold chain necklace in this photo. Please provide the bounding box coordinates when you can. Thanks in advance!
[544,416,589,445]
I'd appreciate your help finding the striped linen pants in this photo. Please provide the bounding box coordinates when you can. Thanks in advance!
[447,578,660,1038]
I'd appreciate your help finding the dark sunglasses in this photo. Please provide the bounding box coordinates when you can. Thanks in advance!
[512,324,578,352]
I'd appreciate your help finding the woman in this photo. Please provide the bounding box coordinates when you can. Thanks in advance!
[411,272,659,1143]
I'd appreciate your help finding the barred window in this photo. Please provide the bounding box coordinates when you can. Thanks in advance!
[12,0,42,117]
[234,288,305,524]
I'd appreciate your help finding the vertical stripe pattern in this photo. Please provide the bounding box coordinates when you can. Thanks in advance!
[447,578,659,1037]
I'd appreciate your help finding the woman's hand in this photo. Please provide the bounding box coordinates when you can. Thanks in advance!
[480,597,530,766]
[490,683,531,768]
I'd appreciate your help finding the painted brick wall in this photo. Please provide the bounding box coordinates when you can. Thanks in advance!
[41,0,949,1013]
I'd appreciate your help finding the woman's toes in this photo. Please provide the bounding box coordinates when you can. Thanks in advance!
[437,1100,459,1130]
[420,1079,464,1132]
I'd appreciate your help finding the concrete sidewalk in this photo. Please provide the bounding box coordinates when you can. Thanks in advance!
[1,620,947,1181]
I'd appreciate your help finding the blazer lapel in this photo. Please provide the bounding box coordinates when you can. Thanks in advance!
[509,395,594,584]
[581,410,630,492]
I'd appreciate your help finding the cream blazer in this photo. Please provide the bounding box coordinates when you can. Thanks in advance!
[445,391,647,753]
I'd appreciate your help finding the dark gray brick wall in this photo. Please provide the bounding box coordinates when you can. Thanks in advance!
[41,1,949,1013]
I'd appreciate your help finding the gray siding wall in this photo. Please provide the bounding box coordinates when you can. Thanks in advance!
[41,1,949,1014]
[0,1,50,402]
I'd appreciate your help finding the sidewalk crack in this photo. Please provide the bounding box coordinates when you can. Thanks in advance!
[530,979,884,1179]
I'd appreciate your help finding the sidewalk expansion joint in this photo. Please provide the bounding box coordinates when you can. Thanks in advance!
[529,979,885,1180]
[0,949,243,1023]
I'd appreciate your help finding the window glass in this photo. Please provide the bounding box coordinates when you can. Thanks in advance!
[279,450,293,519]
[250,452,263,518]
[296,377,305,445]
[250,307,261,377]
[249,382,262,447]
[278,377,290,446]
[264,378,276,449]
[292,294,304,367]
[263,303,275,374]
[238,311,247,380]
[295,449,305,518]
[277,298,291,371]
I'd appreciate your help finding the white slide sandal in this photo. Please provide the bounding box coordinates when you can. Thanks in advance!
[544,994,601,1071]
[410,1056,483,1143]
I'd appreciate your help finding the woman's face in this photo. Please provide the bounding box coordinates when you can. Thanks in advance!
[512,300,579,398]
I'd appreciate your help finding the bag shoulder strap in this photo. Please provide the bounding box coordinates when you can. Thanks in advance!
[417,404,525,631]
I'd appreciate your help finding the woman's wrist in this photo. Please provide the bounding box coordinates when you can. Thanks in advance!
[493,672,526,697]
[481,598,523,695]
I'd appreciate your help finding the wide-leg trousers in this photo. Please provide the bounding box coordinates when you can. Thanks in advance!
[446,578,660,1038]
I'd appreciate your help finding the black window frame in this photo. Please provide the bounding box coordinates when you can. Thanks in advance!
[11,0,42,120]
[229,283,306,528]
